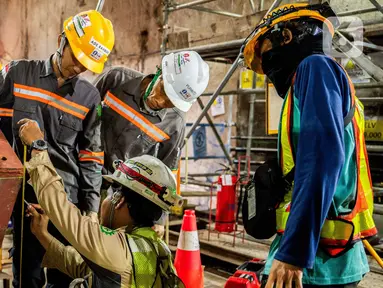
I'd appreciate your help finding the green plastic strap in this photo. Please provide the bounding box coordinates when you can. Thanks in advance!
[144,66,162,101]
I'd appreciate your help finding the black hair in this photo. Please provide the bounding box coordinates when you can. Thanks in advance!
[122,186,163,227]
[263,18,327,49]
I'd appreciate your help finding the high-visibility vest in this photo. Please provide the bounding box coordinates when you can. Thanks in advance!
[277,68,377,257]
[127,227,177,287]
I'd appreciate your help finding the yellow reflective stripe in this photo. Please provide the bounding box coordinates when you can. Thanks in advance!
[280,90,295,176]
[0,108,13,117]
[104,92,170,142]
[14,84,89,120]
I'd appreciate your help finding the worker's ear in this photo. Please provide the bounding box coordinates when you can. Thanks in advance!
[115,196,126,210]
[57,34,62,48]
[281,28,293,45]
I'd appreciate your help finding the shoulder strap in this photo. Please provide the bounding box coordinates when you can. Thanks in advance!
[344,103,355,128]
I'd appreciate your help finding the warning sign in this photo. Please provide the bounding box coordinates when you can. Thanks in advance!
[364,118,383,142]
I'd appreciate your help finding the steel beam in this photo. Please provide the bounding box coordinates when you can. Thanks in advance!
[168,0,218,11]
[333,31,383,82]
[197,98,234,166]
[189,6,243,17]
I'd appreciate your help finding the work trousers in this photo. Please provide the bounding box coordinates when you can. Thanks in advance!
[11,186,74,288]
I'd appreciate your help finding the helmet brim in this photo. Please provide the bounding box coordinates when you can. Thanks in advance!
[102,174,171,211]
[163,78,194,112]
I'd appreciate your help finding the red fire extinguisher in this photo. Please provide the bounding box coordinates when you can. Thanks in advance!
[215,174,237,233]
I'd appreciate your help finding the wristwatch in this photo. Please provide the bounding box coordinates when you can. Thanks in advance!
[31,139,48,151]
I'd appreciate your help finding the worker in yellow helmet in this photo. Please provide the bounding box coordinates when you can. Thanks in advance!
[0,10,114,288]
[244,2,376,288]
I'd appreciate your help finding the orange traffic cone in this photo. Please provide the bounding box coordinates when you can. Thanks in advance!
[174,210,204,288]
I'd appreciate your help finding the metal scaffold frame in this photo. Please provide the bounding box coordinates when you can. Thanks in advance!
[161,0,383,184]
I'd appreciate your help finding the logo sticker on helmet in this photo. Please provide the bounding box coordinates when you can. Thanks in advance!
[89,37,111,56]
[90,49,103,61]
[79,14,92,28]
[126,160,153,175]
[174,53,190,75]
[179,89,192,100]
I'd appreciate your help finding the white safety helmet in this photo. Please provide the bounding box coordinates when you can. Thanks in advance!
[103,155,184,211]
[162,51,210,112]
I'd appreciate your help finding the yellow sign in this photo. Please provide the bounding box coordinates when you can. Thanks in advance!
[256,74,266,89]
[240,69,254,89]
[364,118,383,141]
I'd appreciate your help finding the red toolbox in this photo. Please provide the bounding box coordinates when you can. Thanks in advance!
[0,131,23,246]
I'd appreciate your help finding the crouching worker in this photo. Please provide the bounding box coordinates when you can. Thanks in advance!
[19,118,185,287]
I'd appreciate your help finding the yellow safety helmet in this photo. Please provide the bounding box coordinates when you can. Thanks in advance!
[63,10,115,74]
[244,2,338,74]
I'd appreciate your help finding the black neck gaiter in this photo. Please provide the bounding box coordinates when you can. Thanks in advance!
[261,38,324,98]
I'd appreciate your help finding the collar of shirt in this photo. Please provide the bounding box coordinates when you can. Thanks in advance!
[40,55,78,93]
[40,56,55,78]
[127,74,167,121]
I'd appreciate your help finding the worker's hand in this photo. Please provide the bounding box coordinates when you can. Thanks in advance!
[18,118,44,146]
[26,203,49,238]
[265,259,303,288]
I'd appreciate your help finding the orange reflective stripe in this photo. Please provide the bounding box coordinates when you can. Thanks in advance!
[78,150,104,165]
[105,91,170,142]
[0,108,13,117]
[14,84,89,120]
[79,150,104,157]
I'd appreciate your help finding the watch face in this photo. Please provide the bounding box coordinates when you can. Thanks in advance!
[36,140,45,146]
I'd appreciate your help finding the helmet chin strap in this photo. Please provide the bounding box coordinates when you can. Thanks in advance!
[56,33,68,79]
[108,190,123,228]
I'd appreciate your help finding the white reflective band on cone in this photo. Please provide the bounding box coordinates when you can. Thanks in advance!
[177,231,200,251]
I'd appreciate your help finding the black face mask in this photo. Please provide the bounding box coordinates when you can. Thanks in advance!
[261,38,324,98]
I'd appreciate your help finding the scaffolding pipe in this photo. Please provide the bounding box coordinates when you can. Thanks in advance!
[232,136,277,140]
[161,0,170,55]
[197,98,234,166]
[333,31,383,82]
[227,95,234,156]
[187,172,221,177]
[232,147,278,152]
[355,82,383,89]
[96,0,105,12]
[359,97,383,102]
[246,94,256,158]
[201,89,265,96]
[181,179,212,187]
[369,0,383,15]
[182,191,217,197]
[249,0,256,13]
[338,7,378,17]
[366,145,383,153]
[189,6,243,17]
[168,0,218,11]
[183,52,243,147]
